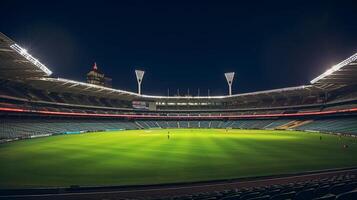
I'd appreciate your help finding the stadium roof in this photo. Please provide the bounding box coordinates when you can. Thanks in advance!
[27,77,141,101]
[310,53,357,90]
[27,77,325,103]
[0,32,356,101]
[0,33,52,79]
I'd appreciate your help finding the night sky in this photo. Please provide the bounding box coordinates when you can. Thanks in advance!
[1,1,357,96]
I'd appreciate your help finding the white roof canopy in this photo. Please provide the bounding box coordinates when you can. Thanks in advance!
[0,32,356,102]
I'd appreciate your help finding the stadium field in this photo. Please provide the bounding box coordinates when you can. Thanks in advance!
[0,129,357,188]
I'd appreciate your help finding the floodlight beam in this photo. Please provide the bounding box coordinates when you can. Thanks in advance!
[310,53,357,84]
[10,43,52,76]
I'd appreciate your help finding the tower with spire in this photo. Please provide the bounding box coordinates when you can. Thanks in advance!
[86,62,112,88]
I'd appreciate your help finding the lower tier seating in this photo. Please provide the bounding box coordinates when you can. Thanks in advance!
[153,174,357,200]
[0,119,140,140]
[1,117,357,140]
[294,118,357,135]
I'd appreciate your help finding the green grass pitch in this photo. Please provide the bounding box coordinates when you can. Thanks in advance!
[1,129,357,188]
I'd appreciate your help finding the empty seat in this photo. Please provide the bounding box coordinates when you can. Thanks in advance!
[295,188,315,200]
[270,191,296,200]
[246,195,270,200]
[336,189,357,200]
[331,182,357,195]
[240,192,260,200]
[220,194,240,200]
[313,194,336,200]
[314,185,331,198]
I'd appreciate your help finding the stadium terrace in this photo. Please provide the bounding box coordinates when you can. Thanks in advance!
[1,32,357,200]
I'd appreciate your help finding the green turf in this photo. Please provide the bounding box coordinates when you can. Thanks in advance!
[0,129,357,188]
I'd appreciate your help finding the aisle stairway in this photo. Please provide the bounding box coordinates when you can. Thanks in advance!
[277,120,313,130]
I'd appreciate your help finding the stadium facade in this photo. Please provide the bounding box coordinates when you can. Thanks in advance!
[1,32,357,141]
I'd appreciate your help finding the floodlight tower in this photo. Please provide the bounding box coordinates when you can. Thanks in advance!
[225,72,235,96]
[135,70,145,95]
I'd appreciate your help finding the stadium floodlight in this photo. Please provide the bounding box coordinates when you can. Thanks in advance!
[225,72,235,96]
[135,69,145,95]
[310,52,357,84]
[10,43,52,76]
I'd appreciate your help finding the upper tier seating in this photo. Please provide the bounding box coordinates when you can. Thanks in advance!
[1,80,356,113]
[134,120,291,129]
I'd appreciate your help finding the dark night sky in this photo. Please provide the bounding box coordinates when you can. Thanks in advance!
[1,0,357,96]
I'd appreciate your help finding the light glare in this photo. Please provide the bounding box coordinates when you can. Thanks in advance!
[10,44,52,76]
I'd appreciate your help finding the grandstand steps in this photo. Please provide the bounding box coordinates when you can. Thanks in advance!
[276,120,313,130]
[134,121,145,129]
[264,121,279,129]
[218,121,223,128]
[263,120,292,130]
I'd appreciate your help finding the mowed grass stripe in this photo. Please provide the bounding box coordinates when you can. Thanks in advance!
[0,129,357,188]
